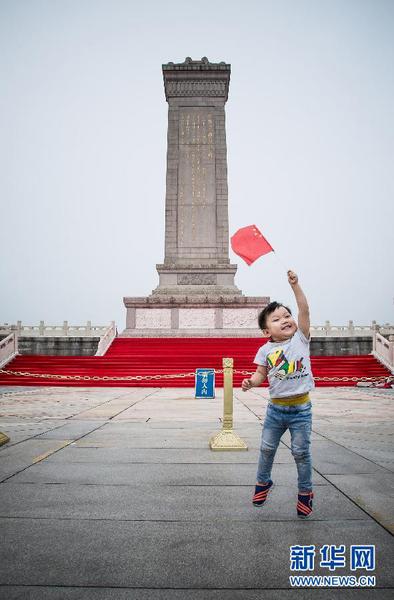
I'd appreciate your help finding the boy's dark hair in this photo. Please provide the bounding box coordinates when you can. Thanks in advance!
[258,301,292,330]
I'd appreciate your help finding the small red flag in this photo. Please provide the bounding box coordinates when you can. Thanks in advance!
[230,225,274,265]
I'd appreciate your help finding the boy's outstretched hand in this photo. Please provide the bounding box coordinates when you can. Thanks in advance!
[242,378,253,392]
[287,270,298,286]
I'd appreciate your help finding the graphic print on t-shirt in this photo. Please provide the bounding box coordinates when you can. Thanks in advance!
[267,348,306,380]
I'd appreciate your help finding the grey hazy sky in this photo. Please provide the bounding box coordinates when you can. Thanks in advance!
[1,0,393,329]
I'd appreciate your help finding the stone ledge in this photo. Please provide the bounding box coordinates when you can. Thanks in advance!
[156,263,236,273]
[16,337,100,356]
[120,328,264,338]
[123,296,269,308]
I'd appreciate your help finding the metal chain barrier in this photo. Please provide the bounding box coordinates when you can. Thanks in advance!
[0,368,201,382]
[232,369,389,383]
[0,367,389,383]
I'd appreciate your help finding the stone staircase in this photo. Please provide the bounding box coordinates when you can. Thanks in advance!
[0,338,390,388]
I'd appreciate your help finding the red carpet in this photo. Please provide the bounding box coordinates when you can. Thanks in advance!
[0,337,390,387]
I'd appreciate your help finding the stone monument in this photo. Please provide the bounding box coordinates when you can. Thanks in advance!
[123,57,269,336]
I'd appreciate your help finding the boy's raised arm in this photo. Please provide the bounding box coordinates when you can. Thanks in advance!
[287,270,310,339]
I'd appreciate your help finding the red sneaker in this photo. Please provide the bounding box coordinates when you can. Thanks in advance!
[297,491,314,518]
[252,480,274,507]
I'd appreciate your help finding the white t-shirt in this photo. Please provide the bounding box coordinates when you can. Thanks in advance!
[254,329,315,399]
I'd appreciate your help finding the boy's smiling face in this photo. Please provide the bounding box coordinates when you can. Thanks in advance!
[263,306,298,342]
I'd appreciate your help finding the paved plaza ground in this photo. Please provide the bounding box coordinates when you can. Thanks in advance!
[0,384,393,599]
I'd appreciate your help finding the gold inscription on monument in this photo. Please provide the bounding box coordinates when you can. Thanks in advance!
[178,109,216,249]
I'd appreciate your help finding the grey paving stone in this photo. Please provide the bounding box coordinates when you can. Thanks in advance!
[374,460,394,471]
[0,388,134,421]
[74,438,226,449]
[343,449,394,470]
[9,462,328,487]
[0,386,47,394]
[73,425,321,450]
[0,481,367,522]
[310,443,389,475]
[102,422,259,431]
[147,421,240,429]
[73,433,263,450]
[35,421,105,440]
[324,472,394,533]
[0,587,391,600]
[0,386,393,594]
[0,420,67,446]
[43,447,291,464]
[94,422,256,433]
[0,439,72,482]
[0,519,392,588]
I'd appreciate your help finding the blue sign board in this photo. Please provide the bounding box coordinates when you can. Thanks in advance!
[195,368,215,399]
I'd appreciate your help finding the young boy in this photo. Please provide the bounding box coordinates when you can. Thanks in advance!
[242,270,315,518]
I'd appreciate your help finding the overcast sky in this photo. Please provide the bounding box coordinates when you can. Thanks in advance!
[1,0,393,330]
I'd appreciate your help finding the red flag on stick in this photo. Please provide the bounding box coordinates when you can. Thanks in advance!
[230,225,274,266]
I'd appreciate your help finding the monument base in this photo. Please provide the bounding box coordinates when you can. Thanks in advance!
[122,295,269,338]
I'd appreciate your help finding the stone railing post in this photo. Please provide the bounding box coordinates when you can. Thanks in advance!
[95,322,117,356]
[0,332,18,368]
[39,321,45,336]
[373,331,394,371]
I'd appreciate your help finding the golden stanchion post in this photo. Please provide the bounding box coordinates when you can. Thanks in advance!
[209,357,248,451]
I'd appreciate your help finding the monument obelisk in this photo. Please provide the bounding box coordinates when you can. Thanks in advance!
[123,57,269,336]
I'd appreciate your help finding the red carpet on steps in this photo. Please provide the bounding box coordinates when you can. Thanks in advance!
[0,337,390,388]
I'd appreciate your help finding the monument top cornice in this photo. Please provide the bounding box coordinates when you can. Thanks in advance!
[162,57,231,101]
[162,57,231,72]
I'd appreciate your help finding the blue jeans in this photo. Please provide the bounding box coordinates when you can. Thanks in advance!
[256,402,312,492]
